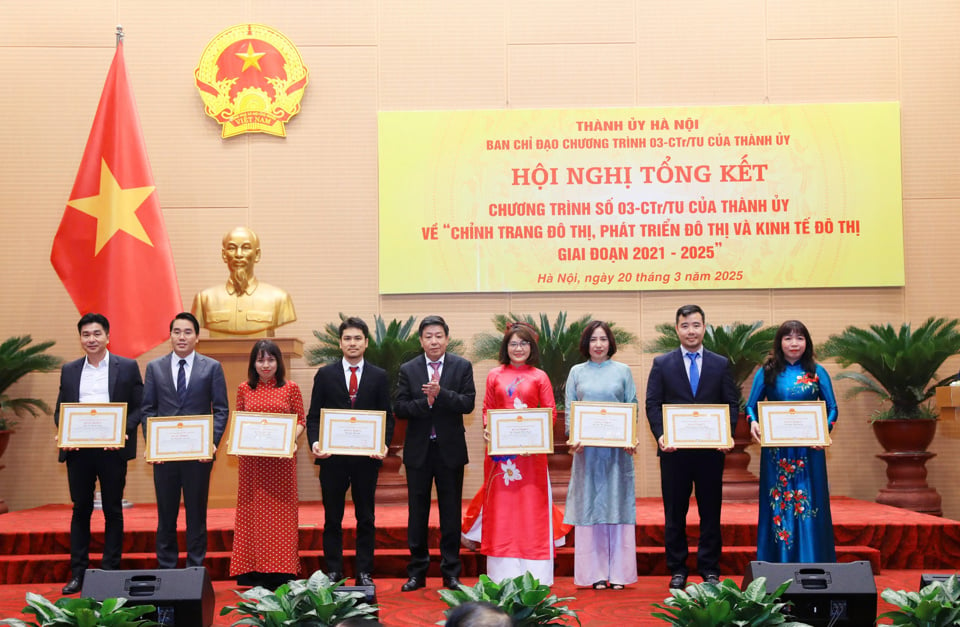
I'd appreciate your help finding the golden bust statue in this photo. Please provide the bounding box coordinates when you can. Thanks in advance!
[191,226,296,337]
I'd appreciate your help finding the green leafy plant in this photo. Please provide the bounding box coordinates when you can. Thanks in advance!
[220,570,379,626]
[438,572,580,626]
[472,312,636,408]
[820,317,960,420]
[651,577,810,626]
[0,336,63,431]
[306,314,463,399]
[878,574,960,625]
[0,592,156,626]
[645,321,777,406]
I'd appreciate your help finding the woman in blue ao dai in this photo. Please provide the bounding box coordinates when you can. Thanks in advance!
[745,320,838,562]
[563,321,638,590]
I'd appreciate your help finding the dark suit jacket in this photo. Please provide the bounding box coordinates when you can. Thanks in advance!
[54,354,144,462]
[394,352,476,468]
[645,347,739,446]
[141,352,229,446]
[305,360,394,464]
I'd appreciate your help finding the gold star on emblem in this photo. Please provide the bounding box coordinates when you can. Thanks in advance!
[67,159,155,255]
[235,42,266,72]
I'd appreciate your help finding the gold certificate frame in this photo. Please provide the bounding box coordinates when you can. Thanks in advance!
[57,402,127,448]
[487,408,554,456]
[226,411,298,458]
[318,409,387,456]
[663,404,733,449]
[757,401,830,447]
[569,401,637,447]
[146,415,214,462]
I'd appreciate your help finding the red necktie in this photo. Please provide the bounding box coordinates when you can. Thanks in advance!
[349,366,359,407]
[429,362,441,438]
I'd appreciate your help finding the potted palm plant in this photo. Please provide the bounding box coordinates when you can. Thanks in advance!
[0,336,63,513]
[645,321,777,501]
[307,314,463,503]
[820,317,960,515]
[472,313,636,501]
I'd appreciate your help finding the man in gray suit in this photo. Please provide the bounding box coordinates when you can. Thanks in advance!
[142,312,229,568]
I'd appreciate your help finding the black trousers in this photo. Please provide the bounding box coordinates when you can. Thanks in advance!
[659,448,725,577]
[319,457,380,575]
[405,440,464,580]
[153,460,212,568]
[66,450,127,578]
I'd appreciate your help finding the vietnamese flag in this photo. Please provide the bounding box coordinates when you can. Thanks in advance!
[51,41,181,358]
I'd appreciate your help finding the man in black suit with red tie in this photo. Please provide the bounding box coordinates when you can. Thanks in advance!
[645,304,739,590]
[54,313,143,595]
[306,317,394,588]
[395,315,476,591]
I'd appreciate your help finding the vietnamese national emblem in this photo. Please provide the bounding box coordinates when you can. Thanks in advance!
[195,24,308,138]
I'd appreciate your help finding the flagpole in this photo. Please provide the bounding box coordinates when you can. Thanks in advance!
[115,25,124,47]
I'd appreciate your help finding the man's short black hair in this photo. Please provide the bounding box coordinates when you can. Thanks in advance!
[339,316,370,339]
[419,315,449,337]
[77,313,109,334]
[170,311,200,333]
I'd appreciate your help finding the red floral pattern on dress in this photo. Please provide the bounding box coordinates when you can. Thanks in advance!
[767,456,818,549]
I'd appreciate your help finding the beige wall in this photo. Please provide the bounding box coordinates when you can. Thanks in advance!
[2,1,960,517]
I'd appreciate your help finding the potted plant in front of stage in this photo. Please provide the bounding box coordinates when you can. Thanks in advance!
[877,574,960,626]
[307,314,464,503]
[652,576,809,626]
[438,572,581,626]
[821,317,960,516]
[472,312,637,502]
[646,320,777,501]
[220,570,379,626]
[0,592,157,627]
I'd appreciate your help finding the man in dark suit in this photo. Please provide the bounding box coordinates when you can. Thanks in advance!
[142,312,229,569]
[54,313,143,595]
[645,304,739,590]
[306,317,394,588]
[395,315,476,591]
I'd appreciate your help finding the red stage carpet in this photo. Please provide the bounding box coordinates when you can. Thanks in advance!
[0,497,958,623]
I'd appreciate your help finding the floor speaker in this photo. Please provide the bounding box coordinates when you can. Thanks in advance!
[338,584,378,607]
[742,561,876,627]
[920,573,959,588]
[80,567,214,627]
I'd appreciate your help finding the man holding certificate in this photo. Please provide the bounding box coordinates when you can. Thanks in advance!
[142,312,229,569]
[645,304,738,590]
[54,313,143,595]
[306,317,394,588]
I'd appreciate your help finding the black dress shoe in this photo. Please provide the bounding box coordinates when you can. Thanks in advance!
[401,576,425,592]
[61,576,83,595]
[703,573,721,585]
[443,576,462,590]
[668,573,687,590]
[355,572,374,587]
[327,571,343,584]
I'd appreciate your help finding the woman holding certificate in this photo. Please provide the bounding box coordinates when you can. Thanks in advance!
[479,322,558,584]
[563,321,638,590]
[230,340,306,588]
[745,320,838,563]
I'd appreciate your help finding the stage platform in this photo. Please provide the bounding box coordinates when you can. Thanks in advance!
[1,496,958,585]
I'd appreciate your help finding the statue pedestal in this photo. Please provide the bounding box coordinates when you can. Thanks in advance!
[200,337,303,508]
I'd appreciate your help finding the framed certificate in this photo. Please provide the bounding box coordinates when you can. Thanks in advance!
[318,409,387,456]
[226,411,298,458]
[487,408,553,455]
[57,403,127,448]
[568,401,637,447]
[145,415,214,462]
[662,404,733,449]
[757,401,830,447]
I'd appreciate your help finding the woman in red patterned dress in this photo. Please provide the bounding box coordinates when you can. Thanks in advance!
[230,339,305,588]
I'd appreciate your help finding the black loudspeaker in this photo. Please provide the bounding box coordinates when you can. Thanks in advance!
[920,573,958,587]
[742,561,876,627]
[338,584,378,607]
[80,567,214,627]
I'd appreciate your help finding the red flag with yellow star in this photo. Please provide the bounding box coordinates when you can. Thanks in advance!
[51,41,181,357]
